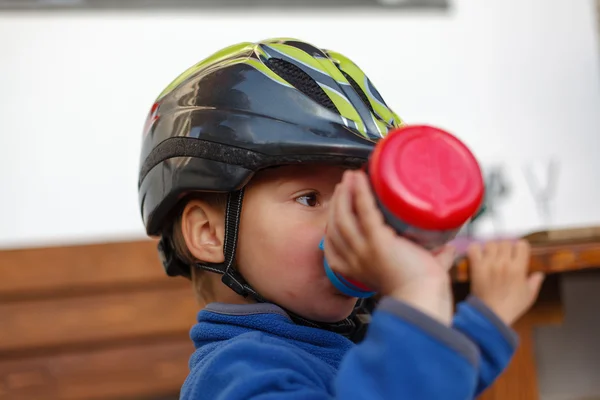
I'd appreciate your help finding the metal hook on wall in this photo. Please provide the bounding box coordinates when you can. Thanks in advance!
[523,158,560,228]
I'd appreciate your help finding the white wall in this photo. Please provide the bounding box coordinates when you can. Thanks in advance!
[0,0,599,250]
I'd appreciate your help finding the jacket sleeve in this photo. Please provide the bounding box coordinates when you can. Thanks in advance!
[452,295,519,396]
[335,297,480,399]
[184,296,481,400]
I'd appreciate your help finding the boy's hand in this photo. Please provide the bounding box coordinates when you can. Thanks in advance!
[324,170,456,326]
[467,240,545,326]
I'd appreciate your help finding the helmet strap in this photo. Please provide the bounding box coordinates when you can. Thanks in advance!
[206,189,267,301]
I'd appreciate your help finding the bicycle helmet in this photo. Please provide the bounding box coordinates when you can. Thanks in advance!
[138,38,402,338]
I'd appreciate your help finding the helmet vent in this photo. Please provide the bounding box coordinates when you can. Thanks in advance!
[340,70,376,116]
[266,58,339,114]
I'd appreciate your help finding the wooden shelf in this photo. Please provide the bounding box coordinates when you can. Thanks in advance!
[452,226,600,282]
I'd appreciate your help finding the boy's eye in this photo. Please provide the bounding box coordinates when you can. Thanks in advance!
[296,193,319,207]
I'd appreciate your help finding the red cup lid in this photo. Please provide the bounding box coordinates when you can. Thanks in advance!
[369,125,484,231]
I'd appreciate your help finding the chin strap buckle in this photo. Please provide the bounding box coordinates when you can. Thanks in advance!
[221,270,250,297]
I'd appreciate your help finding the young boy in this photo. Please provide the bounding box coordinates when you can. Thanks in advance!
[137,38,545,399]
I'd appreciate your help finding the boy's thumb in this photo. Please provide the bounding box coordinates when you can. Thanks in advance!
[435,245,457,271]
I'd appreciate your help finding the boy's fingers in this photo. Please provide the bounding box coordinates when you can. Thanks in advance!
[353,171,385,239]
[334,171,368,254]
[483,241,499,261]
[466,243,486,282]
[466,243,483,264]
[326,223,347,262]
[527,272,545,296]
[507,240,530,279]
[435,245,457,272]
[323,234,347,274]
[327,202,351,260]
[513,240,531,275]
[498,240,512,263]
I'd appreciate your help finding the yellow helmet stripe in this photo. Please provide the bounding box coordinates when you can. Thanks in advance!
[319,84,367,137]
[157,42,254,101]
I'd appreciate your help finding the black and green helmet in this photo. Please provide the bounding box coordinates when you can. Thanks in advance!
[138,38,402,326]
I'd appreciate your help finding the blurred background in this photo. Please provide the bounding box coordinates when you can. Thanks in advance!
[0,0,599,399]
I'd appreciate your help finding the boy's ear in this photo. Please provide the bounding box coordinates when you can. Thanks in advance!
[181,199,225,264]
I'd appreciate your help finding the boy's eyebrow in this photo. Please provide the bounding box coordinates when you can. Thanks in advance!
[273,179,289,189]
[275,171,323,187]
[260,166,332,189]
[274,177,305,190]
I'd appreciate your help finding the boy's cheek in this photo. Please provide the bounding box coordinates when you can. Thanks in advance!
[265,228,326,283]
[270,224,323,270]
[239,201,328,283]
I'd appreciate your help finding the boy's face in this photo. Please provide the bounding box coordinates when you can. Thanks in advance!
[237,164,358,323]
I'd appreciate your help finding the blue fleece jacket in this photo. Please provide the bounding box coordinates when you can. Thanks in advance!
[180,295,518,400]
